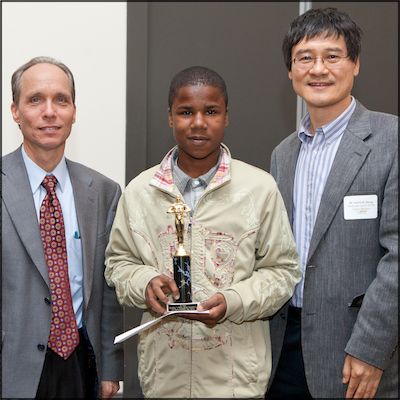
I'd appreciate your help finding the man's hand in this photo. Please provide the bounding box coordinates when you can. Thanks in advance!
[145,274,179,314]
[100,380,120,399]
[342,354,383,398]
[180,293,227,328]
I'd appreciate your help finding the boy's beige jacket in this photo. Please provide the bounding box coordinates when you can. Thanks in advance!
[105,145,300,398]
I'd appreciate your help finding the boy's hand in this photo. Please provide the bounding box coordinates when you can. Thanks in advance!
[145,274,179,314]
[180,293,227,328]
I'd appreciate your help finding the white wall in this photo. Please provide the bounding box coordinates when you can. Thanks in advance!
[2,2,127,189]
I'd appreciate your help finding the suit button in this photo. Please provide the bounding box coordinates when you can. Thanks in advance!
[37,344,46,351]
[44,297,51,305]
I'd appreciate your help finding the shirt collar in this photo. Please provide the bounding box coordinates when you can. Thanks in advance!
[298,96,356,144]
[21,145,68,194]
[150,143,231,193]
[172,148,221,194]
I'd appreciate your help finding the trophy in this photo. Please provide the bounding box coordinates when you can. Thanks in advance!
[166,196,198,312]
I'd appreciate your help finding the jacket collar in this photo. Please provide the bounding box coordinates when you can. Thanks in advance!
[150,143,232,194]
[307,100,372,262]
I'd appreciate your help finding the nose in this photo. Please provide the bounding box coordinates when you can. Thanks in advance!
[42,100,56,118]
[308,57,329,75]
[191,112,207,129]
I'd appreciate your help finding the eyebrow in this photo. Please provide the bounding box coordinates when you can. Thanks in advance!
[25,91,72,99]
[175,103,222,109]
[26,92,42,98]
[294,46,345,55]
[174,104,193,110]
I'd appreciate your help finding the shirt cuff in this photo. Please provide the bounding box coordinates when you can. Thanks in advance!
[118,269,160,308]
[218,289,243,323]
[138,270,162,300]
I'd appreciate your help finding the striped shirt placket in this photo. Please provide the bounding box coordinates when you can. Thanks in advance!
[292,98,356,307]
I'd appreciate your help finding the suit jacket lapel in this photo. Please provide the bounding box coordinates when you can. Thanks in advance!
[307,102,372,262]
[281,135,301,225]
[2,148,50,285]
[67,160,97,310]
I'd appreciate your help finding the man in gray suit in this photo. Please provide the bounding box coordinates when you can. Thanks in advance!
[266,8,398,399]
[1,57,123,398]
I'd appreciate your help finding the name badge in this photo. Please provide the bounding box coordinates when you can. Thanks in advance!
[343,194,378,220]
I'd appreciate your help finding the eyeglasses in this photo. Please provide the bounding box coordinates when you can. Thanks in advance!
[292,54,350,69]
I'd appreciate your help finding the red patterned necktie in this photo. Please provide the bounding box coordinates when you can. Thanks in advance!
[40,175,79,359]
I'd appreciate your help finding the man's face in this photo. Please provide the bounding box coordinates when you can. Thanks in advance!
[168,84,228,173]
[289,34,360,116]
[11,63,76,157]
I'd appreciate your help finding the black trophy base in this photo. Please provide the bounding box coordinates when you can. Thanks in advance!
[167,302,199,312]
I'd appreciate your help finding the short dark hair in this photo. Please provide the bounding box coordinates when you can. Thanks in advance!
[12,56,75,104]
[168,66,228,109]
[282,7,362,71]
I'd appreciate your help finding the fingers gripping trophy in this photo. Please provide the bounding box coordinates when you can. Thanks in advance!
[167,196,198,311]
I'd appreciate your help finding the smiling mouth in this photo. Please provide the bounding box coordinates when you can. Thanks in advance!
[308,82,332,87]
[39,126,60,133]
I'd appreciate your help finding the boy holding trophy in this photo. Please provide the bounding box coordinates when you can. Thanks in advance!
[105,66,300,398]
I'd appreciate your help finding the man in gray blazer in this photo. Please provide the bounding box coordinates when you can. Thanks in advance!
[1,57,123,398]
[266,8,398,399]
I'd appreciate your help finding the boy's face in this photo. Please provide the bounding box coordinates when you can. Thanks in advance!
[169,84,228,174]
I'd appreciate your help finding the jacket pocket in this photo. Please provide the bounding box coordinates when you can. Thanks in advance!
[348,293,365,308]
[137,328,157,397]
[231,322,258,384]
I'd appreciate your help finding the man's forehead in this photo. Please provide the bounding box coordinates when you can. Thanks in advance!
[294,33,346,51]
[300,32,344,45]
[20,63,71,92]
[23,62,66,75]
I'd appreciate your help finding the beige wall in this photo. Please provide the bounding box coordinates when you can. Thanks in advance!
[2,2,127,189]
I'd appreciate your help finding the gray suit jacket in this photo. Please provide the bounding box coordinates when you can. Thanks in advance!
[268,101,398,398]
[1,147,124,398]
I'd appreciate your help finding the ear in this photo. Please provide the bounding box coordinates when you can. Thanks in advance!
[224,108,229,127]
[353,57,360,77]
[168,110,173,127]
[72,105,77,124]
[288,70,293,81]
[11,102,20,124]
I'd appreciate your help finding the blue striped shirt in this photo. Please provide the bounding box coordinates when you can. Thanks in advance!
[292,97,356,307]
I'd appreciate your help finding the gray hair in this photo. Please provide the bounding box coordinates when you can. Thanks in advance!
[11,56,75,104]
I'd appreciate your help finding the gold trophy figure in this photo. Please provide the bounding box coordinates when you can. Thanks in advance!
[167,196,198,311]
